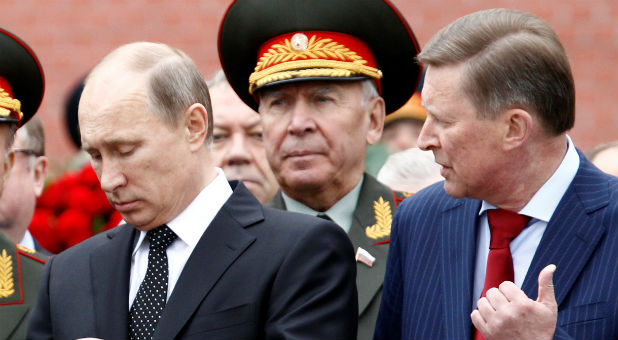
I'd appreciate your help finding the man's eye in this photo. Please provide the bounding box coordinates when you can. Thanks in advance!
[90,153,102,161]
[250,132,263,140]
[213,134,227,142]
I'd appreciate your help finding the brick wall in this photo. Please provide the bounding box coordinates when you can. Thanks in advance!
[0,0,615,177]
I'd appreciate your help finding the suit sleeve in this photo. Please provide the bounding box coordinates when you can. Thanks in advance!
[27,255,54,340]
[374,205,405,340]
[265,219,358,339]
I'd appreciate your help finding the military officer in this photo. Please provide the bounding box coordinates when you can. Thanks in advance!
[218,1,420,337]
[0,27,47,340]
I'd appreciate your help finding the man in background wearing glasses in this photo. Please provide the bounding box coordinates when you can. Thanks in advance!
[0,116,50,255]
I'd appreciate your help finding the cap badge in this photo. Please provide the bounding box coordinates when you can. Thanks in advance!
[0,249,15,298]
[365,196,392,240]
[291,33,309,51]
[249,31,383,94]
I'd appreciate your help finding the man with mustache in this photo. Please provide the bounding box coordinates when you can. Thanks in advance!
[27,42,357,339]
[218,0,420,338]
[208,70,279,204]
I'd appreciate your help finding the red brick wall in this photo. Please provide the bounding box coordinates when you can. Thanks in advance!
[1,0,616,177]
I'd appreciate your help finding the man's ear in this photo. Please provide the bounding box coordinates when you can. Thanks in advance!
[502,108,532,151]
[184,103,209,151]
[32,156,48,196]
[366,96,386,145]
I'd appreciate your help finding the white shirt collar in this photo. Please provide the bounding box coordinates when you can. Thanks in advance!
[132,167,233,255]
[281,176,364,233]
[480,135,579,222]
[19,230,36,250]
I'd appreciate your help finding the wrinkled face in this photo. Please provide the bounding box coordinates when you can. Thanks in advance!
[80,71,195,231]
[418,64,503,199]
[0,131,43,231]
[258,81,381,196]
[210,83,278,203]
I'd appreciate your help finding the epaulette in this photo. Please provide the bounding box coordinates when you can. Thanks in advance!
[17,244,47,264]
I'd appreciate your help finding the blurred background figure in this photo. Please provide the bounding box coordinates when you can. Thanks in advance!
[0,116,50,254]
[380,92,427,153]
[586,140,618,177]
[207,70,279,203]
[377,147,443,193]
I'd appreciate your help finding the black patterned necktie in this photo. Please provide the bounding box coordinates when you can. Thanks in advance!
[129,225,177,340]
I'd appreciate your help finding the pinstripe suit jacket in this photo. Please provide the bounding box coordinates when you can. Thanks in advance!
[375,151,617,340]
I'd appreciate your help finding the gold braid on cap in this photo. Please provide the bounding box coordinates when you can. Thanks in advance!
[249,35,382,94]
[0,87,22,121]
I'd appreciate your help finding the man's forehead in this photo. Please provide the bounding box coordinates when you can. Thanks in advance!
[259,80,360,96]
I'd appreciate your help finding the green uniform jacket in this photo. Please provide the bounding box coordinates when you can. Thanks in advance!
[268,173,408,339]
[0,233,47,340]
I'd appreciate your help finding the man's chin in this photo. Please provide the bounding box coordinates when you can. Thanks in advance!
[443,181,465,199]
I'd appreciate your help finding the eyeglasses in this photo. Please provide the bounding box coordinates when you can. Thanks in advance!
[11,148,41,157]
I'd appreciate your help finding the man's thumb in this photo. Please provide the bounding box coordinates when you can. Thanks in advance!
[537,264,557,309]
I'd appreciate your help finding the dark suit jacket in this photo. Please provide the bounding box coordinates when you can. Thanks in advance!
[269,173,404,339]
[375,151,618,340]
[0,233,46,340]
[28,181,358,339]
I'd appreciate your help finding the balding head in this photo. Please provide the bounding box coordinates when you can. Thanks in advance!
[83,42,213,142]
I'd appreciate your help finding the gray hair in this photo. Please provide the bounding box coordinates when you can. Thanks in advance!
[87,42,214,143]
[417,8,574,135]
[18,115,45,156]
[3,122,16,152]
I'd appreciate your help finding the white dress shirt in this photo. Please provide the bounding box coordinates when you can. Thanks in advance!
[473,136,579,305]
[129,168,233,308]
[20,230,36,249]
[282,176,364,233]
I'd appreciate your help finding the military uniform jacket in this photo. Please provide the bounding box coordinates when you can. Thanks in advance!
[268,173,407,339]
[0,233,46,340]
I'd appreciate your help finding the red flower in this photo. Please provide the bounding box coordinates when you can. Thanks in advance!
[28,164,121,254]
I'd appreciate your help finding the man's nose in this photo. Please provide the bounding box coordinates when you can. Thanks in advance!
[99,160,127,193]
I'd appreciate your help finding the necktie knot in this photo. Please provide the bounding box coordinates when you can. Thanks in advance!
[316,213,332,221]
[487,209,530,249]
[146,224,177,250]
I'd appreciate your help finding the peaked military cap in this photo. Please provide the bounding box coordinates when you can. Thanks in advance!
[218,0,421,114]
[0,27,44,127]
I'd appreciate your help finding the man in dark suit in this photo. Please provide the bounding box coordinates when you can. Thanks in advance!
[0,27,47,340]
[375,8,617,340]
[218,1,419,338]
[27,41,357,340]
[0,116,51,255]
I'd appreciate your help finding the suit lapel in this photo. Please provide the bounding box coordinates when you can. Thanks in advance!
[153,182,260,340]
[350,174,393,315]
[521,154,610,305]
[440,198,479,340]
[90,225,136,339]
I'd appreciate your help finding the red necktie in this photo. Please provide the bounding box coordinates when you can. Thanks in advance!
[474,208,531,340]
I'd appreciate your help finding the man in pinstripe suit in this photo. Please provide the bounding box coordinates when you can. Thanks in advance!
[375,9,617,340]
